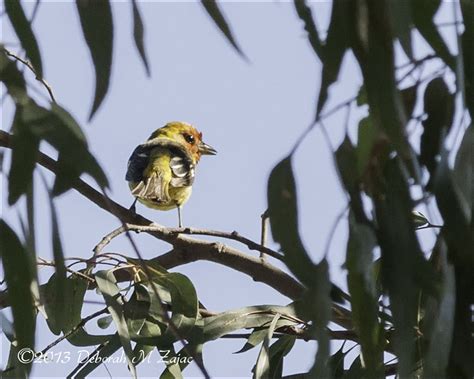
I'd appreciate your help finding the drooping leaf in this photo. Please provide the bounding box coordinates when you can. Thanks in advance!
[316,0,351,117]
[124,283,151,337]
[75,0,114,120]
[131,0,150,76]
[420,77,454,179]
[328,343,346,379]
[453,125,474,219]
[293,0,323,59]
[346,212,384,377]
[95,270,137,378]
[8,109,39,205]
[412,0,455,71]
[352,0,412,159]
[461,0,474,117]
[0,221,35,375]
[268,334,296,378]
[433,147,472,266]
[372,157,434,376]
[68,333,122,378]
[201,0,246,59]
[4,0,43,77]
[21,101,109,195]
[389,0,413,60]
[42,177,68,332]
[254,313,281,379]
[267,157,315,285]
[422,238,456,378]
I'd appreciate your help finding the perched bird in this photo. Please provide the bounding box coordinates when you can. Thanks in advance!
[126,122,216,227]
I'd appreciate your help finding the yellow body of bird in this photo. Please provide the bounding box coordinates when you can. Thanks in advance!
[126,122,216,226]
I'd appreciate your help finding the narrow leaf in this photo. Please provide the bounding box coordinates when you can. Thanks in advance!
[4,0,43,77]
[293,0,323,59]
[201,0,246,59]
[8,109,39,205]
[131,0,150,76]
[254,313,281,379]
[75,0,114,120]
[0,221,35,374]
[316,0,351,117]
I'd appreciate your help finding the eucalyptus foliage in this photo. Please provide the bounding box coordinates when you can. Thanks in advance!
[0,1,472,378]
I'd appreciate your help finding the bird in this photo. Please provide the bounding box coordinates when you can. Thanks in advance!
[125,121,216,227]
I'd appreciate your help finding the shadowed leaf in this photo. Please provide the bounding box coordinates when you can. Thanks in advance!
[4,0,43,77]
[461,0,474,116]
[95,270,137,378]
[316,0,351,117]
[267,157,315,285]
[0,221,35,375]
[346,212,384,377]
[8,109,39,205]
[268,335,296,378]
[76,0,114,120]
[201,0,246,60]
[131,0,150,76]
[254,313,281,379]
[453,126,473,219]
[412,0,455,71]
[293,0,323,59]
[389,0,413,60]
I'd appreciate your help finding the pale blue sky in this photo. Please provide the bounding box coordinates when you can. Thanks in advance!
[1,1,459,377]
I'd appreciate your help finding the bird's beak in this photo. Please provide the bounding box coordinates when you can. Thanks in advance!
[198,141,217,155]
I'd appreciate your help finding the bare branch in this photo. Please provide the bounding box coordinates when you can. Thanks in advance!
[2,48,56,103]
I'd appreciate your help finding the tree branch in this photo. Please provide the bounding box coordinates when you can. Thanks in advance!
[0,130,353,330]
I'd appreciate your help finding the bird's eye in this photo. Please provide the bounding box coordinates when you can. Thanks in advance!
[183,134,195,144]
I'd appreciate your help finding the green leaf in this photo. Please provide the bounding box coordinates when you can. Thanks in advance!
[124,283,151,337]
[344,355,362,379]
[346,212,384,377]
[97,315,113,329]
[461,0,474,117]
[389,0,413,60]
[21,101,109,194]
[201,0,246,59]
[293,0,323,59]
[8,109,39,205]
[202,305,297,342]
[75,0,114,120]
[352,0,412,159]
[268,335,296,378]
[43,178,68,331]
[43,273,87,335]
[412,210,429,228]
[234,328,268,354]
[267,157,315,285]
[131,0,150,76]
[95,270,137,378]
[420,77,454,178]
[69,333,122,378]
[254,313,281,379]
[0,221,35,374]
[412,0,455,71]
[0,49,27,102]
[316,0,351,117]
[328,343,346,379]
[453,125,473,220]
[433,147,472,266]
[372,157,433,376]
[422,239,456,377]
[356,116,377,177]
[4,0,43,77]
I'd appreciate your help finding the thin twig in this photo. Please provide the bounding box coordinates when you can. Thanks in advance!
[36,308,108,357]
[3,48,56,103]
[260,210,269,259]
[36,259,95,283]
